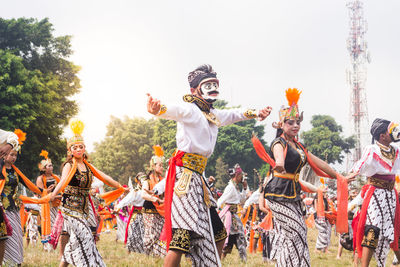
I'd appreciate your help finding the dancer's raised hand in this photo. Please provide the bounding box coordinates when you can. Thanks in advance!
[146,93,161,115]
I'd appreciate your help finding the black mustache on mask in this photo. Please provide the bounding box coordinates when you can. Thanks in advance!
[207,90,219,95]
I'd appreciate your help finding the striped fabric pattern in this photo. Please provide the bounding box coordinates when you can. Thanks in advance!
[4,210,23,265]
[126,213,144,253]
[171,167,221,267]
[143,213,166,257]
[62,214,105,267]
[315,218,332,250]
[266,199,310,267]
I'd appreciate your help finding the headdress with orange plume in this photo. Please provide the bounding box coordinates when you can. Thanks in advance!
[272,88,303,129]
[67,118,85,149]
[150,145,165,168]
[38,150,52,171]
[13,129,27,151]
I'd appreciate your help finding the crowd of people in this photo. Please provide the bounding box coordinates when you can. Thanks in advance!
[1,64,400,267]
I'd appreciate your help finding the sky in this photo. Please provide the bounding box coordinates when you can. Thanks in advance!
[1,0,399,169]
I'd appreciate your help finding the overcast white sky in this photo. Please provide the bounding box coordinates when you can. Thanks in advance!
[2,0,399,168]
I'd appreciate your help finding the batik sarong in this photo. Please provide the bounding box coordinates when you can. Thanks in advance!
[61,211,105,267]
[126,213,144,253]
[143,212,166,257]
[266,199,310,267]
[315,217,332,250]
[3,210,23,265]
[170,166,223,267]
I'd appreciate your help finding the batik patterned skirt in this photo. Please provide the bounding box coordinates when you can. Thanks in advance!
[61,208,105,267]
[170,166,221,267]
[315,217,332,250]
[4,209,23,265]
[50,206,58,226]
[116,216,127,242]
[266,199,310,267]
[362,187,396,267]
[143,212,166,257]
[26,212,40,245]
[126,213,144,253]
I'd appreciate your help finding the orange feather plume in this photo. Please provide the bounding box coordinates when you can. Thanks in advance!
[319,177,325,185]
[153,145,164,157]
[40,150,49,159]
[14,129,27,145]
[285,88,302,107]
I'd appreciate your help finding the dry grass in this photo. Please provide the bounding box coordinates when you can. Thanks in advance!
[22,228,395,266]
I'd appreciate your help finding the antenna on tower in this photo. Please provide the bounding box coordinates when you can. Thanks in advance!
[346,0,370,166]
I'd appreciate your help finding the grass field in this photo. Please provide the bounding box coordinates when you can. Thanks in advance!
[22,227,395,266]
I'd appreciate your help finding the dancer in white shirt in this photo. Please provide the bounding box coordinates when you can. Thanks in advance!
[217,164,249,262]
[147,64,271,267]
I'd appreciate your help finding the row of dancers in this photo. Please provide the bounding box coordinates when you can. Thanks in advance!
[1,63,400,267]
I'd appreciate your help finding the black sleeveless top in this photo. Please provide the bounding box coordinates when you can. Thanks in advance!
[264,137,307,202]
[62,163,93,215]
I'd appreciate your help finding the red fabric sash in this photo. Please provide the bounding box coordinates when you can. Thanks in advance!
[160,151,185,250]
[355,184,400,258]
[251,135,349,233]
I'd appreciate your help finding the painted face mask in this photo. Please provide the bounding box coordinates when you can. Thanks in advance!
[389,122,400,142]
[200,80,219,103]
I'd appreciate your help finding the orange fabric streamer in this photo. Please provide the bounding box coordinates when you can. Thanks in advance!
[19,204,28,229]
[241,206,251,225]
[259,211,273,231]
[316,187,325,218]
[249,205,257,253]
[251,136,276,168]
[257,237,263,252]
[84,159,124,205]
[305,214,315,228]
[40,189,51,236]
[100,187,125,206]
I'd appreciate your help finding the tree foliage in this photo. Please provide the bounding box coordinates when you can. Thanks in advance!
[301,115,355,164]
[214,157,230,190]
[0,17,80,179]
[91,116,155,186]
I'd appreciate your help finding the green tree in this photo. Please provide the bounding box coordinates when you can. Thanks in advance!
[205,101,268,190]
[214,157,230,190]
[301,115,355,164]
[0,18,80,179]
[91,116,155,185]
[151,119,177,159]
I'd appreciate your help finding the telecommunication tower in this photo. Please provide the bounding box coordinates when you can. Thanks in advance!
[346,0,370,164]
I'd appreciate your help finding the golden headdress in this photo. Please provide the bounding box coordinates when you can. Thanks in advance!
[67,118,85,149]
[272,88,303,129]
[13,129,27,151]
[150,145,165,168]
[38,150,52,171]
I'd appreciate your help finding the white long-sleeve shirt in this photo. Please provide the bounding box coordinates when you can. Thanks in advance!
[153,178,166,196]
[351,143,400,176]
[243,190,260,210]
[158,100,254,158]
[0,129,18,149]
[217,180,250,208]
[116,189,145,209]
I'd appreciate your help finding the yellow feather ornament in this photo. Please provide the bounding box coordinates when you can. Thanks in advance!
[69,118,85,136]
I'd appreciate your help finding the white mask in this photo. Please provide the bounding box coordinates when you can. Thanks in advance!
[391,125,400,142]
[200,81,219,103]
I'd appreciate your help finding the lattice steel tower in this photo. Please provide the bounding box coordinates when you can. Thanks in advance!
[346,0,370,163]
